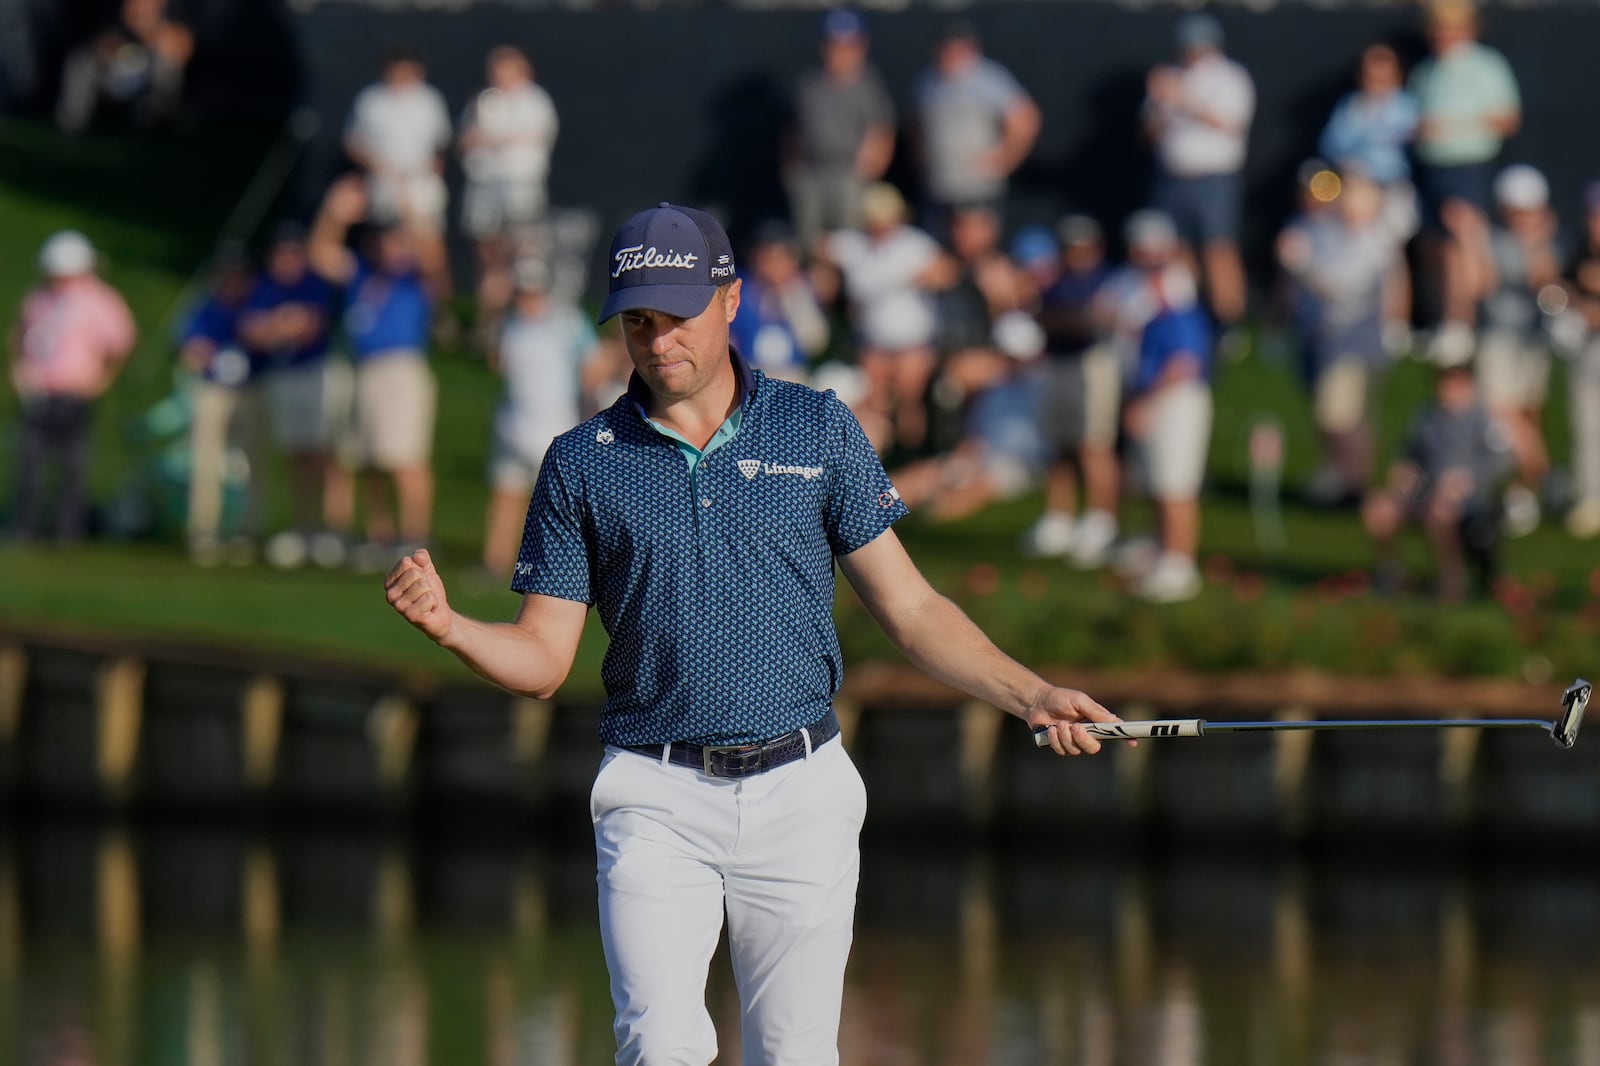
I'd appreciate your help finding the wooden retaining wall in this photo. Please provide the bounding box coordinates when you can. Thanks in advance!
[0,628,1593,839]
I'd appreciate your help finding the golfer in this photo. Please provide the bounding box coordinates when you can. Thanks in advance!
[383,202,1120,1064]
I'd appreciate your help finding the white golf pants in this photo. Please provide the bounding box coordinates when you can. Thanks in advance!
[591,735,867,1066]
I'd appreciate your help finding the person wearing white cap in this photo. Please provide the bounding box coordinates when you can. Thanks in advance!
[1117,212,1215,604]
[1473,163,1563,535]
[8,231,137,542]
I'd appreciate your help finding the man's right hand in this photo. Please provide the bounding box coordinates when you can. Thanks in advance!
[385,549,455,644]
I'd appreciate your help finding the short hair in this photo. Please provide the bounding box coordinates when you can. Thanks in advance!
[383,44,423,71]
[488,44,528,68]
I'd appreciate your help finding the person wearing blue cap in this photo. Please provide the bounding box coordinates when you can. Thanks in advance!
[785,9,897,248]
[1143,13,1255,329]
[382,202,1124,1064]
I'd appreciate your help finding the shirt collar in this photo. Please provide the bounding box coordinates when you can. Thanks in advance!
[626,346,758,422]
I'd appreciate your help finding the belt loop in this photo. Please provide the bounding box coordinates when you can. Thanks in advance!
[660,743,672,768]
[801,724,813,759]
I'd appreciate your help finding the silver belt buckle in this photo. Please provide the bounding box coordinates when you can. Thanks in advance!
[703,743,762,777]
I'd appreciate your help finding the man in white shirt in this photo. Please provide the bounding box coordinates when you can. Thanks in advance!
[344,47,453,299]
[1143,14,1255,329]
[459,44,560,334]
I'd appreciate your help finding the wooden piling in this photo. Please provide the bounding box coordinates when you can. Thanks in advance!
[241,675,285,791]
[95,656,146,802]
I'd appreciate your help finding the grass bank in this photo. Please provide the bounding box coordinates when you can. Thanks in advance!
[2,117,1596,694]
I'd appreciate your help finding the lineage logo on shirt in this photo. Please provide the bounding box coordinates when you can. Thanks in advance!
[737,458,825,482]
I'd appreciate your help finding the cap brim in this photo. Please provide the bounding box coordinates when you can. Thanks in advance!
[599,283,718,324]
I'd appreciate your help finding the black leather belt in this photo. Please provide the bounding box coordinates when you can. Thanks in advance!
[626,709,841,778]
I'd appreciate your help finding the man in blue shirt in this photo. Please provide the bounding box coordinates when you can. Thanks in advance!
[240,222,342,565]
[383,203,1120,1064]
[310,175,437,565]
[179,243,265,564]
[1120,213,1215,603]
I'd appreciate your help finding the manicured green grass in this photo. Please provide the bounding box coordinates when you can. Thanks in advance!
[3,117,1597,691]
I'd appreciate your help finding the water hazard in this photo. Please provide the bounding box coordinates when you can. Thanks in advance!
[3,821,1598,1065]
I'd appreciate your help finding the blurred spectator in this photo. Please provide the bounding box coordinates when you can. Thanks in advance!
[56,0,193,136]
[7,232,136,542]
[1560,182,1600,539]
[1021,215,1122,566]
[823,182,954,452]
[1010,224,1063,298]
[309,176,437,568]
[238,222,346,569]
[481,259,598,579]
[179,243,265,565]
[785,10,896,248]
[914,22,1041,230]
[1117,211,1213,604]
[458,45,560,342]
[1277,169,1408,506]
[932,205,1028,378]
[1318,43,1421,346]
[1362,354,1511,601]
[1409,0,1520,359]
[1320,44,1420,194]
[891,314,1047,520]
[1471,164,1563,536]
[344,46,454,304]
[1143,14,1254,329]
[730,221,830,383]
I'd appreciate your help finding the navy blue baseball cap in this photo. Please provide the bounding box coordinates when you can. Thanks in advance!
[599,202,738,323]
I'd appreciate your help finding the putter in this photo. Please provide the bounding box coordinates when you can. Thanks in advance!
[1034,678,1592,750]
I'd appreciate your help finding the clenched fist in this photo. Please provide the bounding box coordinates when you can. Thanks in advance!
[385,549,454,644]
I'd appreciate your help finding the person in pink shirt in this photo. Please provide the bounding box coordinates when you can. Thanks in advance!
[8,231,137,541]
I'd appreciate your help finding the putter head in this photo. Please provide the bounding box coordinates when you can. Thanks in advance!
[1552,679,1592,749]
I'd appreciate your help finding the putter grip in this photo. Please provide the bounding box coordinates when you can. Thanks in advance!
[1032,720,1205,746]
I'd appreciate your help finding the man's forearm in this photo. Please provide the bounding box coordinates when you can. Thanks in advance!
[438,613,574,700]
[880,589,1047,719]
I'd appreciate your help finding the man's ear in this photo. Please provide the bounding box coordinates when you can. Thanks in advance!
[721,278,742,323]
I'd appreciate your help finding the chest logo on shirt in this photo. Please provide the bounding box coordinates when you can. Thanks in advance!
[596,429,614,445]
[736,458,826,482]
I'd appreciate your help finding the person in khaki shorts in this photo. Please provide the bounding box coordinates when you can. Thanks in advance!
[309,176,438,565]
[1121,267,1214,604]
[239,222,346,567]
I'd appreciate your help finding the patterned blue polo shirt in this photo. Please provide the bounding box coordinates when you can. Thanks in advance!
[512,351,908,746]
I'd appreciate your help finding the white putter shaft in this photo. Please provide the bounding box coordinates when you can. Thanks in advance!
[1034,679,1592,750]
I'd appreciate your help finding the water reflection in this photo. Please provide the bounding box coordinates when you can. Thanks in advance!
[3,826,1599,1065]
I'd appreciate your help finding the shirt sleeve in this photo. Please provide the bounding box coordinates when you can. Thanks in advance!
[511,443,594,602]
[1484,51,1521,114]
[429,88,453,148]
[1209,64,1255,129]
[865,70,896,128]
[976,60,1027,112]
[823,394,908,556]
[1317,97,1352,164]
[103,289,138,357]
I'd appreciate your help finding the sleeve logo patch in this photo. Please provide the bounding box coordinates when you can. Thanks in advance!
[596,428,615,445]
[878,486,902,508]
